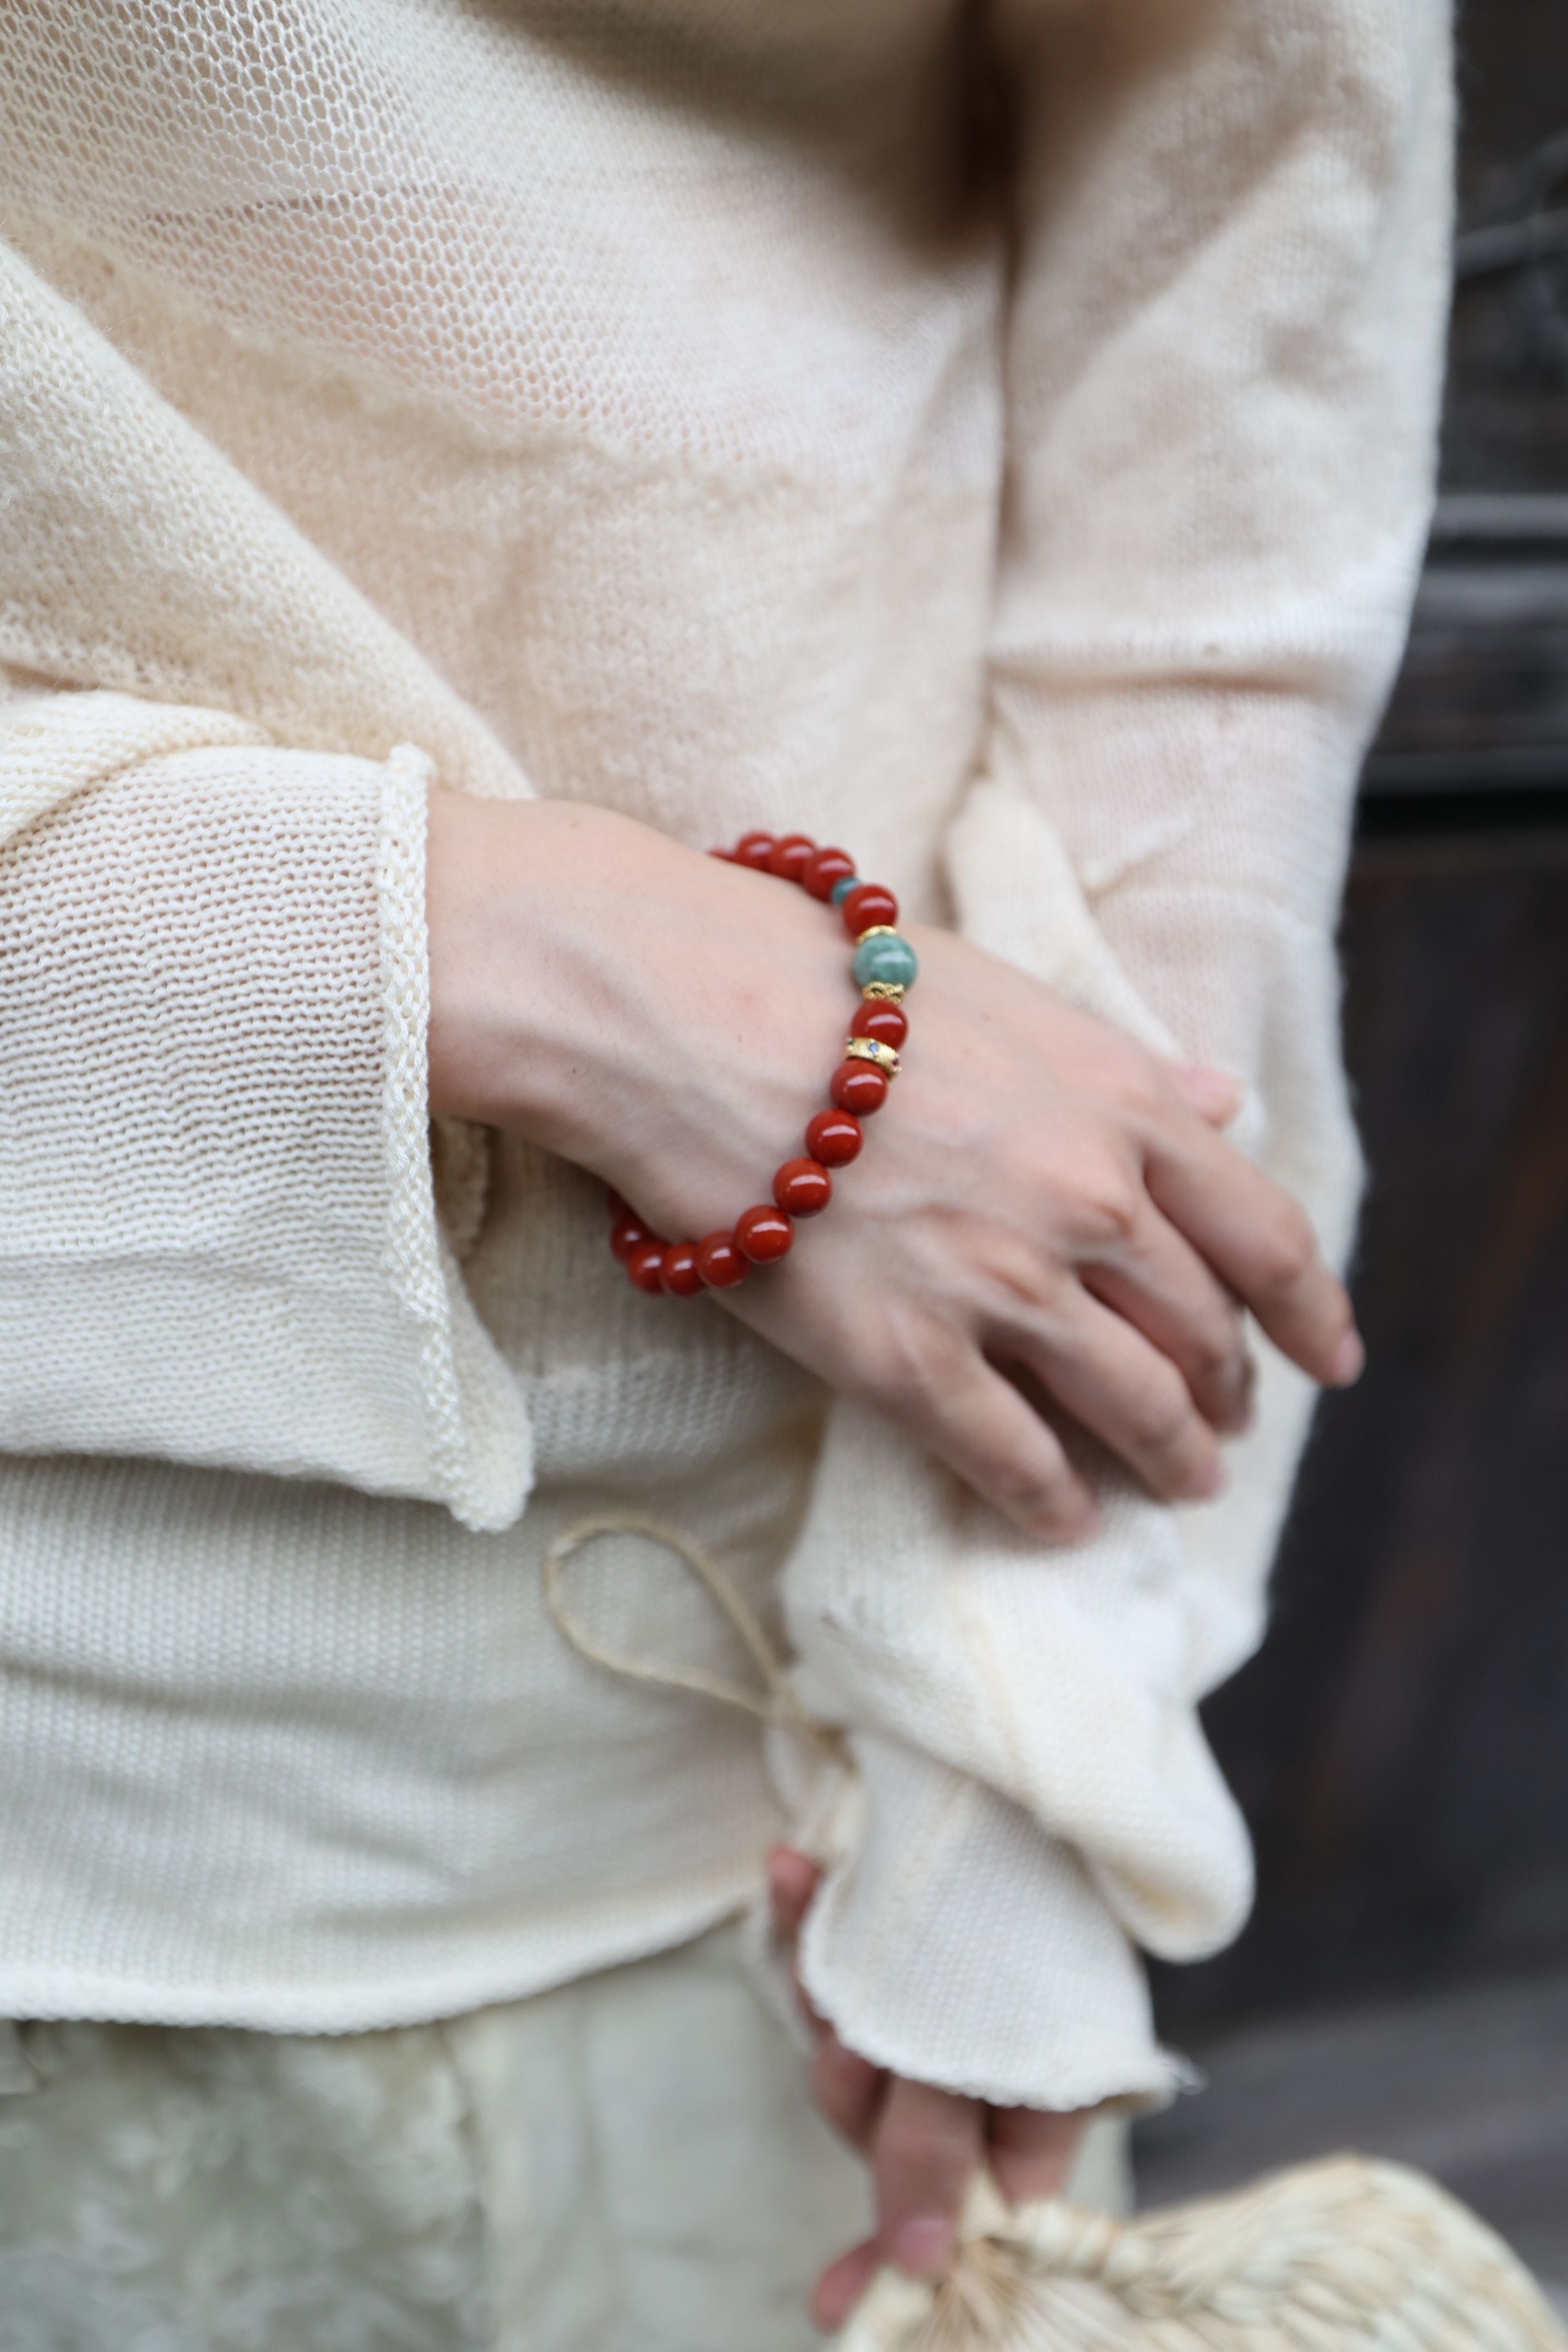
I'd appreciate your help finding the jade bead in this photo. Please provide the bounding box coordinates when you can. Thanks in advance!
[829,876,858,906]
[852,931,917,990]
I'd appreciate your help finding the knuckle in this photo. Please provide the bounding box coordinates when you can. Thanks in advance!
[1097,1041,1165,1115]
[1254,1205,1318,1297]
[1126,1380,1193,1460]
[1187,1326,1244,1391]
[852,1302,958,1417]
[997,1462,1069,1525]
[881,1316,966,1414]
[1063,1163,1141,1251]
[975,1236,1059,1317]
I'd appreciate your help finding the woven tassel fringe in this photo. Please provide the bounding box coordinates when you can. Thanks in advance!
[832,2154,1568,2351]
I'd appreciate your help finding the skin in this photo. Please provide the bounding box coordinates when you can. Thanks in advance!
[768,1845,1086,2331]
[427,793,1362,1536]
[424,792,1363,2322]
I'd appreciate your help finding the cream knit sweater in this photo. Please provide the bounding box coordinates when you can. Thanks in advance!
[0,0,1451,2108]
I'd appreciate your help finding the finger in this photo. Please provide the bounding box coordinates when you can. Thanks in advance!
[1000,1293,1225,1504]
[874,2076,985,2280]
[1082,1202,1255,1436]
[812,2027,887,2151]
[1169,1063,1242,1126]
[1145,1125,1362,1387]
[766,1845,821,1945]
[986,2105,1089,2206]
[812,2239,883,2333]
[882,1332,1101,1543]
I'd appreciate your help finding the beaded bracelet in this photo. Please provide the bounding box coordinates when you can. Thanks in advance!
[607,830,918,1298]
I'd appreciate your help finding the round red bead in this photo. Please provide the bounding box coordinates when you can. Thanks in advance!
[841,882,898,937]
[733,830,778,872]
[627,1240,669,1295]
[850,1001,908,1050]
[830,1061,888,1115]
[735,1204,794,1263]
[611,1213,652,1262]
[805,1108,863,1167]
[773,1157,832,1217]
[660,1241,706,1297]
[696,1231,749,1289]
[767,833,816,884]
[804,847,856,901]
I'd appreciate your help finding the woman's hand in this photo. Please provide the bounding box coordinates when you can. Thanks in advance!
[766,1847,1087,2331]
[426,794,1361,1538]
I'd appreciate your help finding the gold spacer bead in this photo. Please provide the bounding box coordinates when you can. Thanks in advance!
[861,981,906,1004]
[854,924,900,946]
[843,1036,901,1076]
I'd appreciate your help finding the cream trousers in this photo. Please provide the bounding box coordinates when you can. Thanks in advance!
[0,1924,1128,2351]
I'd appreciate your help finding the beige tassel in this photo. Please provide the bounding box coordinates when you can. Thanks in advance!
[832,2157,1568,2351]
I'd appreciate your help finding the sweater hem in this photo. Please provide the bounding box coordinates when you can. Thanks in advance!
[0,1884,755,2037]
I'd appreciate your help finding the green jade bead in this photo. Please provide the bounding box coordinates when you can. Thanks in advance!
[829,876,858,906]
[852,930,918,990]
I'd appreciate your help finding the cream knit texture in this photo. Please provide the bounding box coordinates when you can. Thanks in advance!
[0,0,1451,2108]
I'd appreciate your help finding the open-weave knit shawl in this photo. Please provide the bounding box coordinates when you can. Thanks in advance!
[0,231,527,851]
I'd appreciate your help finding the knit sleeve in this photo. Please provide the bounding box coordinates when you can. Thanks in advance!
[0,698,530,1531]
[776,0,1453,2110]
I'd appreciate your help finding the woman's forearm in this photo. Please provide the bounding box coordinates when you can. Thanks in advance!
[424,789,1360,1538]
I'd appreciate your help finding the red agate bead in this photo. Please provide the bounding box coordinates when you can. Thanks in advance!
[696,1231,748,1288]
[736,1204,794,1263]
[850,1000,908,1050]
[830,1061,888,1115]
[841,882,898,937]
[805,1108,863,1166]
[627,1240,669,1295]
[611,1213,653,1262]
[767,833,817,884]
[609,831,912,1297]
[660,1241,706,1297]
[734,831,778,871]
[804,846,856,901]
[773,1157,832,1217]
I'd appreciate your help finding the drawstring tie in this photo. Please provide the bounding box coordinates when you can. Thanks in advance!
[543,1511,845,1763]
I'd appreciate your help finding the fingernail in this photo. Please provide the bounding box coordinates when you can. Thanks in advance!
[1195,1456,1228,1499]
[1330,1329,1366,1386]
[894,2217,955,2277]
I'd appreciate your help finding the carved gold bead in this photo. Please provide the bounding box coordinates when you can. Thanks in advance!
[843,1036,901,1076]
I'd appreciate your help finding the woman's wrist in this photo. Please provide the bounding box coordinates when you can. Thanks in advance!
[423,785,1358,1535]
[425,789,581,1135]
[423,789,847,1190]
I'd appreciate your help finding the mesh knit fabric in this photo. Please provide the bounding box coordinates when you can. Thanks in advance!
[0,0,1451,2104]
